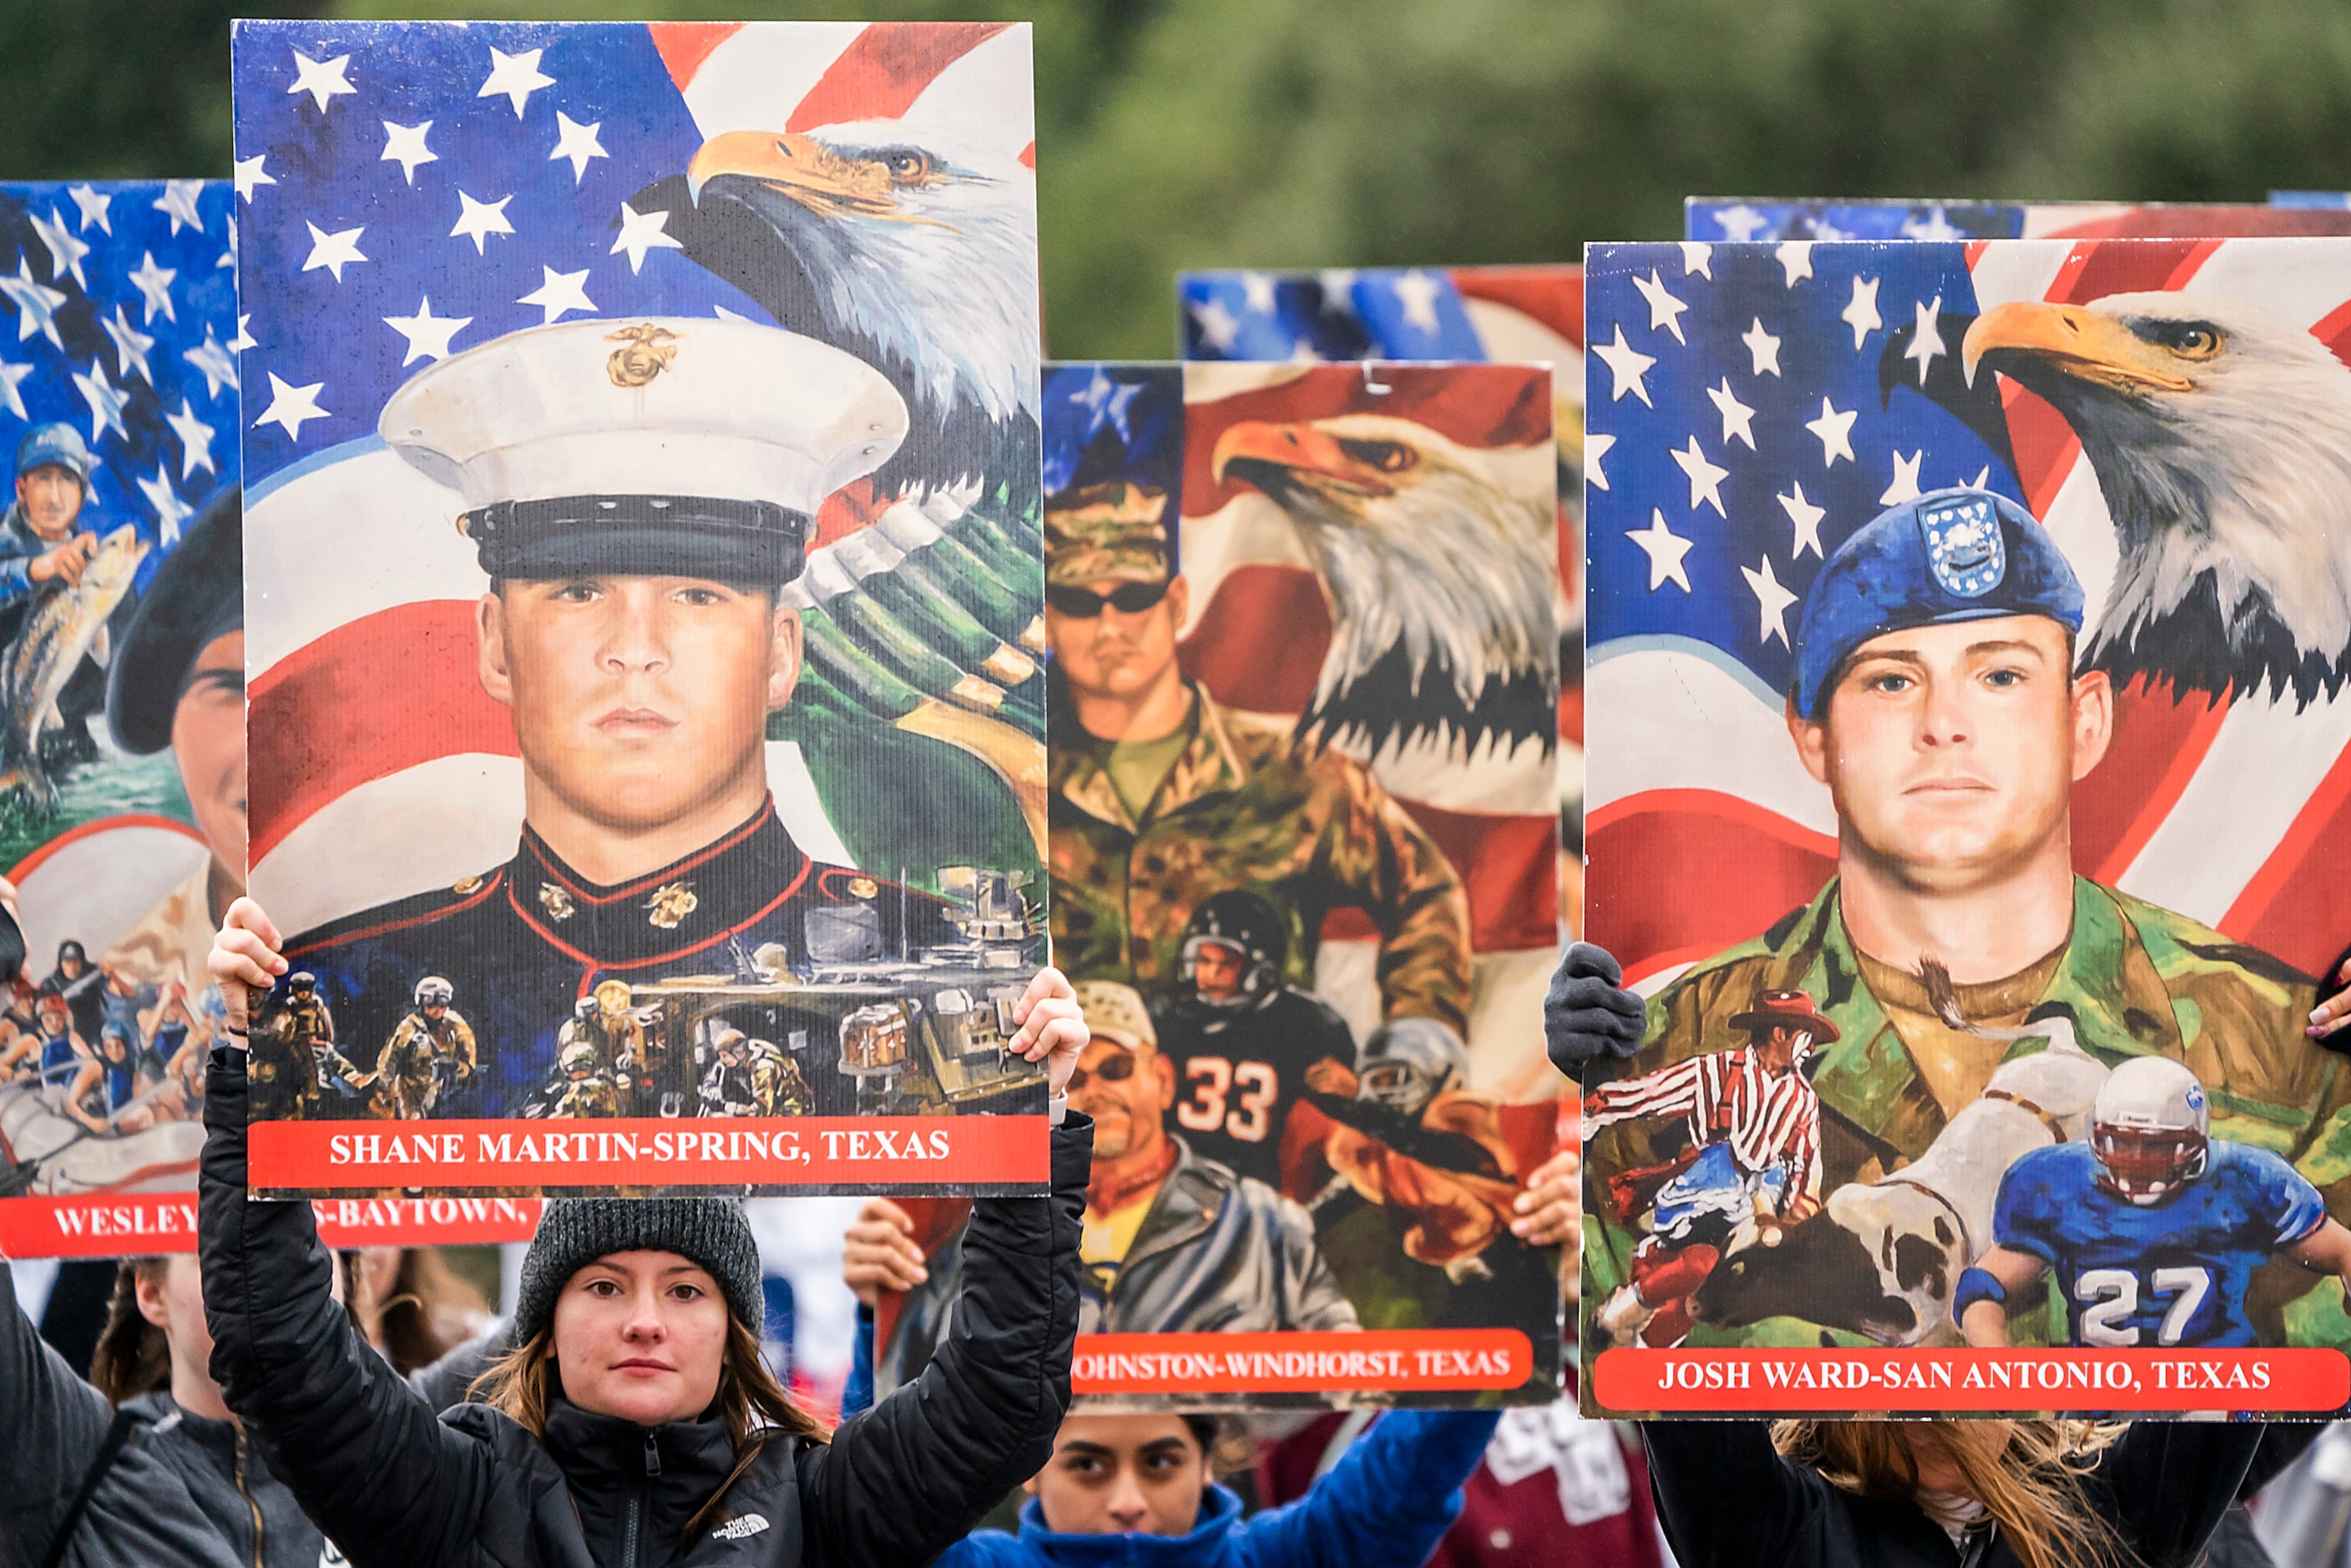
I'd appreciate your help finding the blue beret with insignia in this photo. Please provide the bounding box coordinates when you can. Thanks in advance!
[1791,488,2083,718]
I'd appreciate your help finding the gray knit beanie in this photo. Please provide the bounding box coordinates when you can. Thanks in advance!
[513,1198,763,1343]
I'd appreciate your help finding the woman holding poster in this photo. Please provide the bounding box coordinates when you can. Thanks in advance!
[205,899,1094,1568]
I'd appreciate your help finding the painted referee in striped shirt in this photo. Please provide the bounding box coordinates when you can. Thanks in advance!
[1581,989,1830,1349]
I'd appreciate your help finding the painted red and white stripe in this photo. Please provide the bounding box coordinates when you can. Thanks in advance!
[1590,235,2351,990]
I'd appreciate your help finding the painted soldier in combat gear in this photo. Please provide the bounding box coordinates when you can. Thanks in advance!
[371,975,477,1120]
[526,1038,619,1120]
[1044,483,1474,1039]
[263,973,371,1120]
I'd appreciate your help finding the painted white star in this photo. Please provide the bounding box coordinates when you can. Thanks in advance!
[1775,241,1814,286]
[1902,205,1964,242]
[137,464,193,545]
[549,112,607,184]
[1880,449,1925,506]
[449,192,514,255]
[1632,268,1690,345]
[67,184,111,234]
[1593,324,1656,407]
[1392,270,1443,334]
[518,265,594,324]
[380,121,437,185]
[72,358,127,443]
[711,304,749,323]
[1191,297,1239,352]
[183,331,236,398]
[28,208,88,289]
[254,372,329,441]
[1742,317,1782,378]
[164,397,215,479]
[1967,465,1990,491]
[127,250,179,325]
[301,221,367,282]
[287,49,355,114]
[1778,483,1828,559]
[1240,271,1277,314]
[229,314,255,354]
[382,296,471,366]
[609,202,682,275]
[1812,218,1853,242]
[1905,296,1946,386]
[1743,554,1800,648]
[217,215,236,272]
[1671,436,1731,517]
[1626,509,1695,593]
[1,258,67,347]
[1805,397,1857,468]
[1679,241,1712,279]
[0,361,30,421]
[154,180,205,236]
[1317,269,1358,310]
[234,154,275,203]
[1841,275,1883,350]
[1585,432,1615,492]
[100,306,154,386]
[1713,204,1770,242]
[1707,378,1757,451]
[479,46,554,118]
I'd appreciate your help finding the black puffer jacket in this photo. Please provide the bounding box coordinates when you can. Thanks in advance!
[200,1047,1087,1567]
[1645,1418,2283,1568]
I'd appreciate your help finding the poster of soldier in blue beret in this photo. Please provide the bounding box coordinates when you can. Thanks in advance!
[1580,236,2351,1419]
[230,20,1052,1198]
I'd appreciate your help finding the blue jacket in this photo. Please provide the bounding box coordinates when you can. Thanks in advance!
[938,1409,1499,1568]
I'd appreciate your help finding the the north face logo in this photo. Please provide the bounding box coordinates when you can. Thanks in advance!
[710,1514,771,1542]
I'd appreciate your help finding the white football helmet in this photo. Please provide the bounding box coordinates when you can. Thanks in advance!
[2088,1056,2210,1206]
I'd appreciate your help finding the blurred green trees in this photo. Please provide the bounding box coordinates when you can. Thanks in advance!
[4,0,2348,358]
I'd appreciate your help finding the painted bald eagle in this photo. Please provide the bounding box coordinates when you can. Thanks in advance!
[633,123,1039,506]
[1960,294,2351,707]
[1209,414,1557,762]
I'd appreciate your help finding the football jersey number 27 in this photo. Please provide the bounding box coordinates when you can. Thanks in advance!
[2073,1266,2212,1347]
[1177,1058,1278,1143]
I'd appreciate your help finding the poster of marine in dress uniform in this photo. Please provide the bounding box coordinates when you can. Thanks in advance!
[875,361,1566,1408]
[230,21,1051,1199]
[1580,236,2351,1419]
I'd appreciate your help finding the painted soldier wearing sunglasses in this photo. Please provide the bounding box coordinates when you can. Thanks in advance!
[1044,482,1474,1050]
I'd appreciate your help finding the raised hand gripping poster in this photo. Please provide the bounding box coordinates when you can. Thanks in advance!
[1580,236,2351,1417]
[1176,266,1589,935]
[0,180,533,1257]
[874,361,1565,1407]
[231,20,1050,1198]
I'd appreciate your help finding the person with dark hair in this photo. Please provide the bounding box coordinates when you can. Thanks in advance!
[934,1405,1499,1568]
[205,895,1094,1567]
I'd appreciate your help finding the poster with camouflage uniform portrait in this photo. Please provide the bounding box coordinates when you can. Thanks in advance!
[1582,235,2351,1418]
[875,361,1567,1409]
[231,20,1050,1199]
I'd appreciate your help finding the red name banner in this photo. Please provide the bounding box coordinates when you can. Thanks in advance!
[1594,1348,2351,1414]
[1074,1330,1534,1394]
[248,1115,1049,1192]
[0,1192,544,1259]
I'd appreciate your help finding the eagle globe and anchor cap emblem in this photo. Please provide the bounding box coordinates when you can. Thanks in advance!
[1918,493,2006,599]
[606,322,680,389]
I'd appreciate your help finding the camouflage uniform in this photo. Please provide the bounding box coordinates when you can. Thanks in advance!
[540,1073,619,1120]
[372,1009,478,1120]
[259,990,369,1120]
[1583,876,2351,1343]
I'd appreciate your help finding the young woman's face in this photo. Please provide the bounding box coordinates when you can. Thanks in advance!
[551,1250,730,1427]
[1025,1415,1209,1536]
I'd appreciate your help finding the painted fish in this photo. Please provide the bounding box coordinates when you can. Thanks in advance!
[0,524,149,805]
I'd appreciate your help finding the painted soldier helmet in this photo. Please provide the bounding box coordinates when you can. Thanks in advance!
[414,976,455,1008]
[2090,1056,2211,1206]
[1354,1017,1469,1117]
[1176,891,1286,1014]
[286,972,317,994]
[560,1039,599,1075]
[573,996,600,1023]
[594,979,633,1011]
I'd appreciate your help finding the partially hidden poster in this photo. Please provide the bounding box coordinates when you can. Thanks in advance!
[1686,197,2351,243]
[231,20,1049,1198]
[1581,235,2351,1416]
[0,179,533,1255]
[879,360,1565,1406]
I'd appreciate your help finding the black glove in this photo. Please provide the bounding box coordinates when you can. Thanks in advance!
[1545,942,1645,1082]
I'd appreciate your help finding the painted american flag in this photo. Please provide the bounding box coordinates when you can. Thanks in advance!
[229,19,1036,936]
[1685,199,2351,245]
[1586,236,2351,991]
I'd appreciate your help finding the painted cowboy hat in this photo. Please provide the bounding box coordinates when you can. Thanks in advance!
[1729,989,1840,1043]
